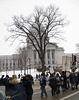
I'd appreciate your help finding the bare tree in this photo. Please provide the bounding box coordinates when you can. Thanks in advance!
[17,47,24,73]
[7,5,67,73]
[17,47,29,74]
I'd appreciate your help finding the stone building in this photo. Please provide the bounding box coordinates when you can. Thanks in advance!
[26,42,64,70]
[0,54,19,72]
[0,43,64,72]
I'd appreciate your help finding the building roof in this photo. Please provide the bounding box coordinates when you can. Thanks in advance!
[47,42,64,51]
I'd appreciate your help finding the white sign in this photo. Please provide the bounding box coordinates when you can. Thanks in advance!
[49,67,54,73]
[62,56,71,71]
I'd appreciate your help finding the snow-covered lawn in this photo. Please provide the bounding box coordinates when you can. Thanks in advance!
[0,69,41,79]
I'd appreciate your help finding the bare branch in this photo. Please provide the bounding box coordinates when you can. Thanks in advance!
[6,4,68,73]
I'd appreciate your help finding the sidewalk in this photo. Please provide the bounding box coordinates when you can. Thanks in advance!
[32,81,79,100]
[32,80,50,92]
[33,80,40,89]
[32,80,40,93]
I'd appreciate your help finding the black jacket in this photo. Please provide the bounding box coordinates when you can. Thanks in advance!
[23,79,33,95]
[49,76,57,87]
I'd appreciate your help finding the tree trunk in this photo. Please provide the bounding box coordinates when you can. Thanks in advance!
[41,55,45,73]
[42,61,45,73]
[24,62,26,75]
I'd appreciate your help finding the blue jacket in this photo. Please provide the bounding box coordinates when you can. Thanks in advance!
[40,76,46,86]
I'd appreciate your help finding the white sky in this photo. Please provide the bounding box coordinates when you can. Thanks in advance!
[0,0,79,55]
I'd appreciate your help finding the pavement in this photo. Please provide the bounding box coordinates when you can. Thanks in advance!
[32,80,50,92]
[32,80,40,89]
[32,80,41,92]
[32,80,79,100]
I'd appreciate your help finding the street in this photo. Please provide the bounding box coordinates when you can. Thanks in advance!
[32,81,79,100]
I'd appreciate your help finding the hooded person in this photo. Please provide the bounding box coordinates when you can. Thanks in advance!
[22,74,33,100]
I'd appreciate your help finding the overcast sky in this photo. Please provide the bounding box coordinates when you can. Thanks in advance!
[0,0,79,55]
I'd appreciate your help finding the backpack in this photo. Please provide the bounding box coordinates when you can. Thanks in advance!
[40,77,46,86]
[42,78,46,85]
[56,77,61,86]
[49,77,57,87]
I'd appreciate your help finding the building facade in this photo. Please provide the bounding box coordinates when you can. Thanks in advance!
[26,42,64,70]
[0,54,19,72]
[0,43,64,72]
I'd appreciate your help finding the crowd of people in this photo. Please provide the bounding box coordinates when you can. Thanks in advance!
[38,71,79,98]
[0,73,34,100]
[0,71,79,100]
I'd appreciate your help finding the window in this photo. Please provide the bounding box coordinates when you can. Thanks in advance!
[13,62,15,66]
[10,63,12,67]
[52,61,54,64]
[3,63,4,66]
[3,61,4,66]
[6,63,8,66]
[48,61,50,64]
[6,60,8,66]
[47,49,50,59]
[52,50,54,59]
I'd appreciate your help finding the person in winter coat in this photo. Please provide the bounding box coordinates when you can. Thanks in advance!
[70,72,76,89]
[0,75,5,85]
[40,73,47,98]
[22,74,33,100]
[66,71,70,89]
[49,73,57,96]
[56,73,61,94]
[61,71,67,92]
[75,73,79,89]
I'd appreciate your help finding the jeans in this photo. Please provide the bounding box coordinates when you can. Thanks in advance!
[41,85,47,97]
[51,86,56,96]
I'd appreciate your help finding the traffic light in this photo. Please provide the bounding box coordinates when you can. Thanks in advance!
[73,62,76,65]
[73,55,76,65]
[74,56,76,62]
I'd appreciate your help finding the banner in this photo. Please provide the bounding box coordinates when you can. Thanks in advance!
[62,56,71,71]
[49,66,54,73]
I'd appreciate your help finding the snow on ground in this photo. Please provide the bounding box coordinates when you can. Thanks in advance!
[0,69,41,79]
[1,68,79,79]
